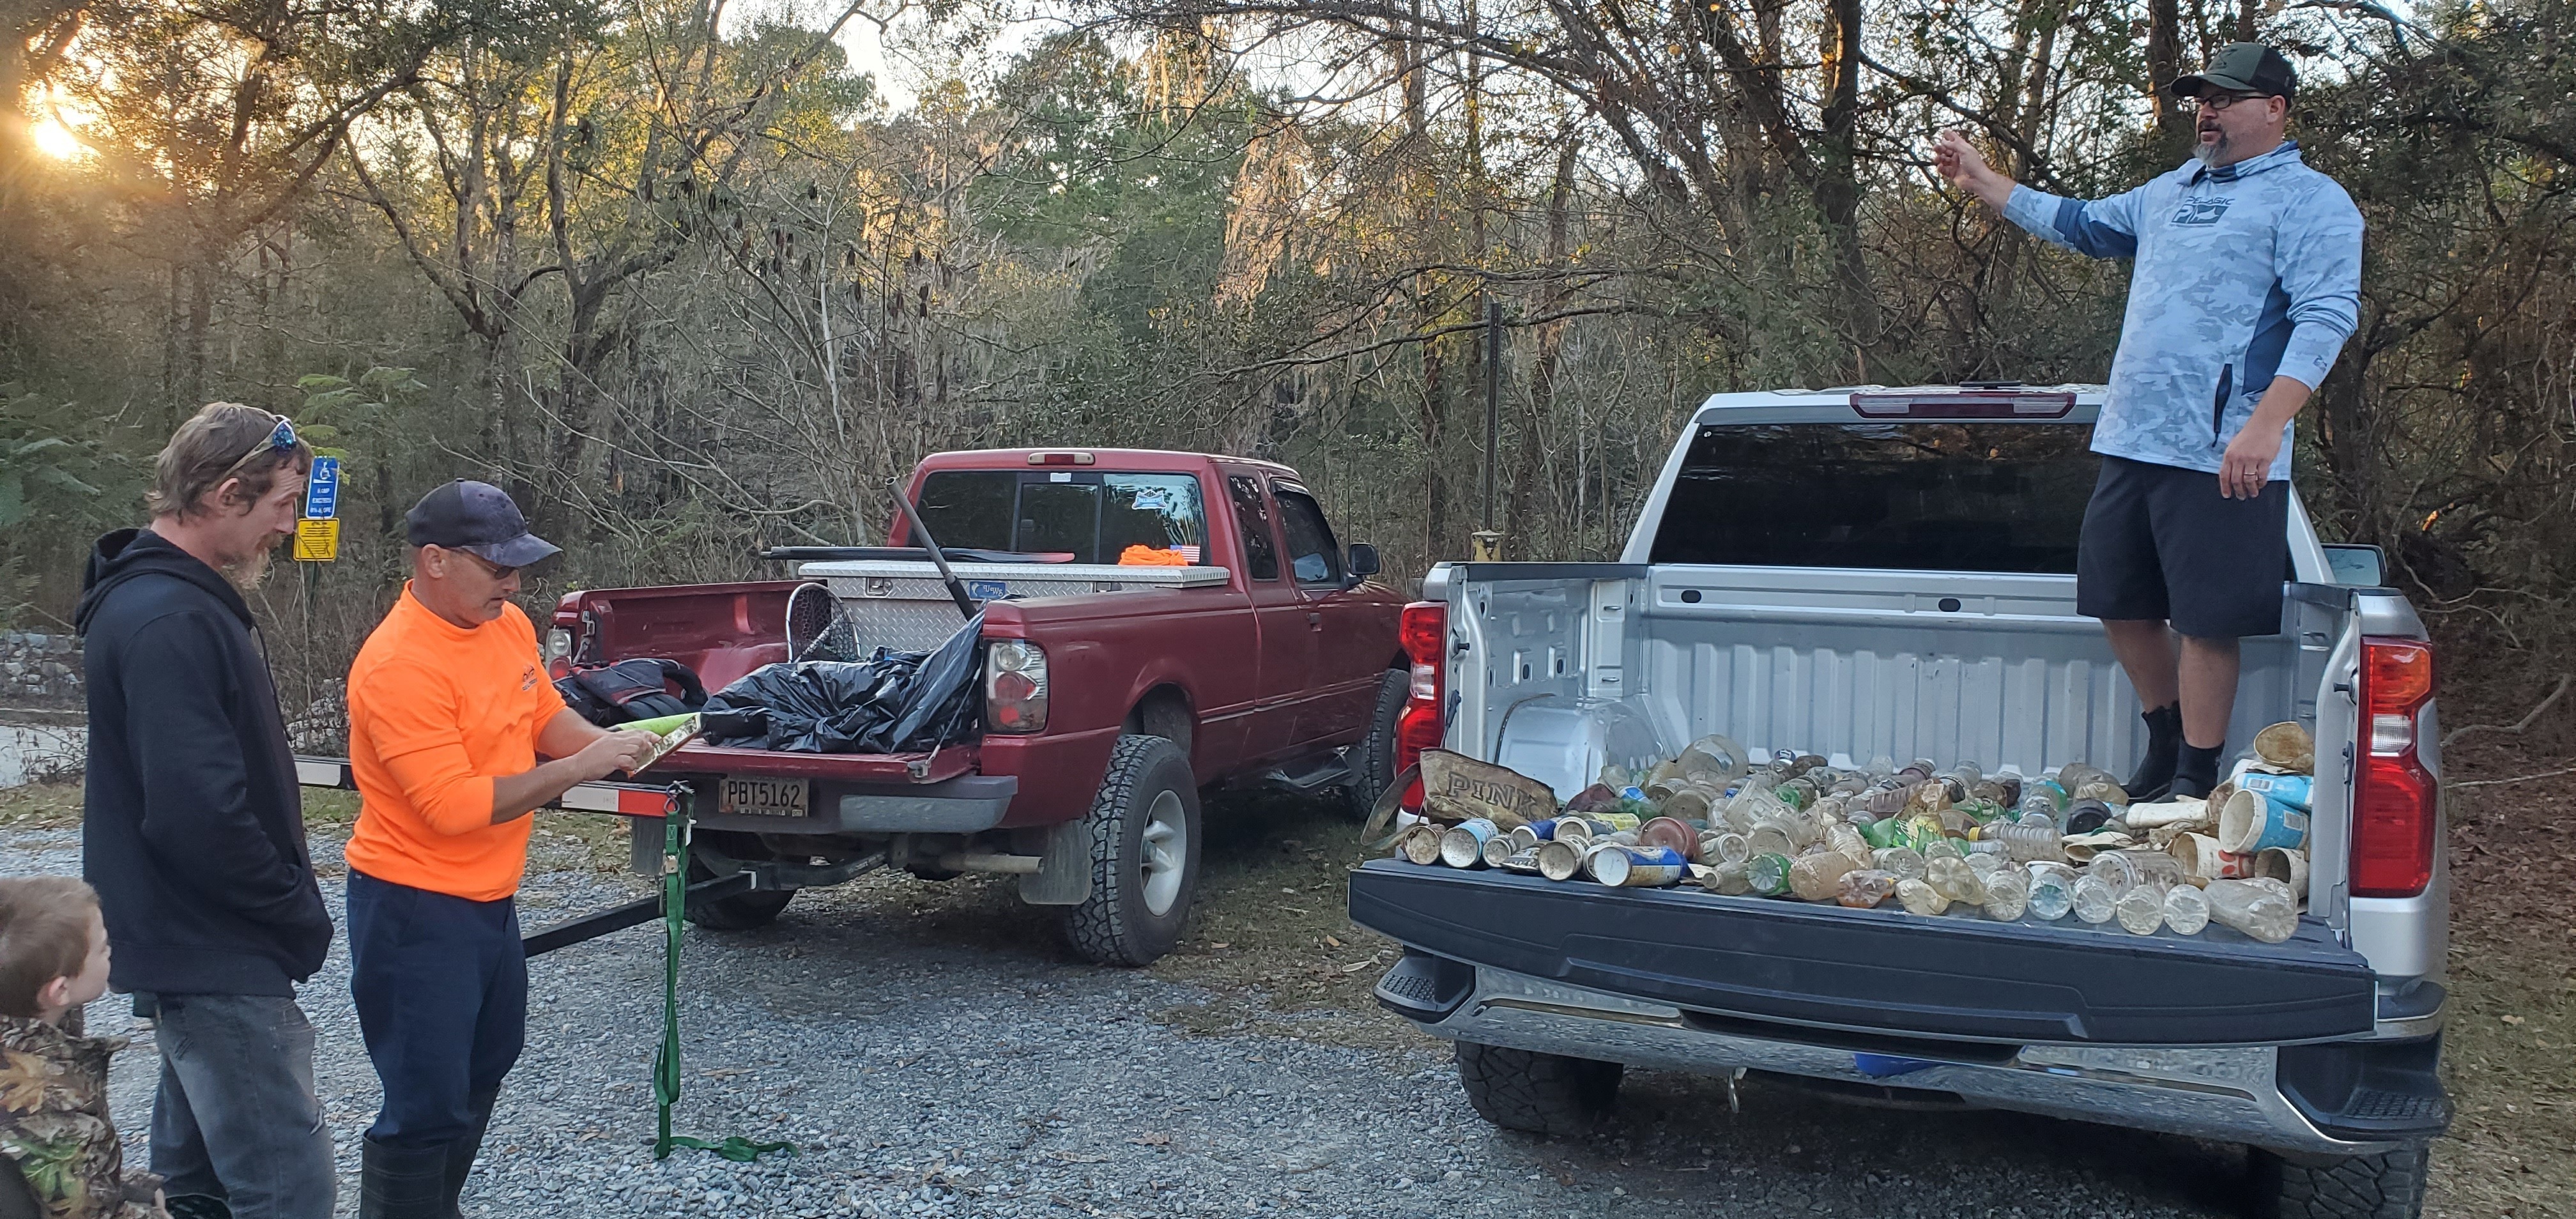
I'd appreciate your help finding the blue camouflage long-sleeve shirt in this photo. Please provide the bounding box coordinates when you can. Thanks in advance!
[2002,141,2363,480]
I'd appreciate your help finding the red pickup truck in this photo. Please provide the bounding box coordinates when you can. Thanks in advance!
[545,449,1406,965]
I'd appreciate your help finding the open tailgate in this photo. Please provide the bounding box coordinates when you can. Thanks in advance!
[1348,859,2377,1046]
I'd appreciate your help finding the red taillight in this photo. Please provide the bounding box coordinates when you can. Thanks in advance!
[1395,601,1448,810]
[2352,638,2437,898]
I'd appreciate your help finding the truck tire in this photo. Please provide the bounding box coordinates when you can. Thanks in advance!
[1340,668,1409,821]
[1063,734,1201,966]
[1454,1040,1623,1137]
[2253,1144,2430,1219]
[684,832,796,931]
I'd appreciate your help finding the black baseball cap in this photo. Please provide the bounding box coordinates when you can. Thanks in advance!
[404,480,562,567]
[2175,42,2297,102]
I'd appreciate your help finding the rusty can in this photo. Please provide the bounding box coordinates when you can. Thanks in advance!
[1591,845,1688,887]
[1481,833,1515,869]
[1641,816,1699,861]
[1588,811,1644,833]
[1498,847,1545,875]
[1439,818,1499,868]
[1396,823,1444,866]
[1535,838,1588,882]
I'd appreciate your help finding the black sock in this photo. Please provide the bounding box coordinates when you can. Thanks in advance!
[2126,703,2182,799]
[2174,742,2225,799]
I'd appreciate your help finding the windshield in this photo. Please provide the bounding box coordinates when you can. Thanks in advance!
[914,470,1210,565]
[1646,422,2101,573]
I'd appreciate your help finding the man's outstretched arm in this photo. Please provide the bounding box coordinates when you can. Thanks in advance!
[1935,130,2143,260]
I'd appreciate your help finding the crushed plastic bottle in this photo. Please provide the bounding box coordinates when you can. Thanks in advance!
[2163,884,2212,935]
[2113,885,2168,935]
[1981,868,2031,921]
[1926,854,1988,904]
[2070,873,2119,924]
[1995,813,2066,864]
[1838,869,1900,908]
[1789,850,1858,901]
[1871,845,1927,882]
[1747,852,1797,897]
[2027,865,2077,921]
[1896,877,1951,916]
[2205,878,2297,943]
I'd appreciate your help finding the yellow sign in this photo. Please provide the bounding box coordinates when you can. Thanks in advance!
[294,518,340,562]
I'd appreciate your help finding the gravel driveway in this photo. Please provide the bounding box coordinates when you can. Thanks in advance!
[6,819,2260,1218]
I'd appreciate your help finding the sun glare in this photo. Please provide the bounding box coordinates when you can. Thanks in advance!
[30,118,82,160]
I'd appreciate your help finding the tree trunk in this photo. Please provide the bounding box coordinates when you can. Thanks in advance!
[1816,0,1880,369]
[2149,0,2188,151]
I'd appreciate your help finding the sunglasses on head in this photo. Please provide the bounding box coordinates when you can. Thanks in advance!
[220,414,301,479]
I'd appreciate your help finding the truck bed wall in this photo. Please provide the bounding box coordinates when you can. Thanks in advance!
[1453,565,2321,782]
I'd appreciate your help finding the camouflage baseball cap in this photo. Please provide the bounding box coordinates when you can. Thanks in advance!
[2174,42,2297,101]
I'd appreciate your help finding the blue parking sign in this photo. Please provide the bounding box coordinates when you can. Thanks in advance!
[303,456,341,519]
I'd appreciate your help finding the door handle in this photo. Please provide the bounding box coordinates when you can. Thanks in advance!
[1307,613,1322,629]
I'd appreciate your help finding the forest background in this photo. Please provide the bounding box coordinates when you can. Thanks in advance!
[0,0,2569,730]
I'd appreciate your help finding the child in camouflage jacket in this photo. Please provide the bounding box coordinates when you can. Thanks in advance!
[0,877,160,1219]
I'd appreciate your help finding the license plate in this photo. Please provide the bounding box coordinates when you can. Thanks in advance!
[718,776,811,818]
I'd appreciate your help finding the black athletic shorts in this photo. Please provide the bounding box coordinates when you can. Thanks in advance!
[2076,455,2290,639]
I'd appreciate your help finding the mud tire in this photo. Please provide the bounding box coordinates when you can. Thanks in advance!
[1062,735,1201,966]
[1340,669,1409,821]
[1454,1040,1623,1137]
[2253,1143,2430,1219]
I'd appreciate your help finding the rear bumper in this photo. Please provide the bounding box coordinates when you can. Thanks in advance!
[1383,960,2448,1155]
[680,772,1020,834]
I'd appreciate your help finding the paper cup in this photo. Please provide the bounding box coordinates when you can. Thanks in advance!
[2253,722,2315,774]
[2254,847,2309,900]
[2237,770,2313,810]
[2218,788,2310,854]
[2168,831,2252,881]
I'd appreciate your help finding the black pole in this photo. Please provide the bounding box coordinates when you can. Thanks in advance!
[1483,299,1502,530]
[889,479,980,619]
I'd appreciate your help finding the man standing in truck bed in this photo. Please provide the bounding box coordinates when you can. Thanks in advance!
[1934,42,2363,799]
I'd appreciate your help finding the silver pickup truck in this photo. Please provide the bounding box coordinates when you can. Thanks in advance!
[1354,385,2450,1218]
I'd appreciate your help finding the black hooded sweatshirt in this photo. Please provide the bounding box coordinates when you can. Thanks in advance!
[75,528,333,996]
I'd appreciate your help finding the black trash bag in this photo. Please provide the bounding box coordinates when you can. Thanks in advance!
[555,657,709,726]
[699,611,985,753]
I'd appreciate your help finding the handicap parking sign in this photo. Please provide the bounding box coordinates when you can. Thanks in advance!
[303,456,341,519]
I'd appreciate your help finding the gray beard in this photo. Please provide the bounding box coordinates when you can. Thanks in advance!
[223,545,273,593]
[2194,131,2230,166]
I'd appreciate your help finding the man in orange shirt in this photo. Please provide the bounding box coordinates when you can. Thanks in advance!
[342,481,657,1219]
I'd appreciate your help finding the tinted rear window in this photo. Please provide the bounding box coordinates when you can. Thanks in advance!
[1646,423,2101,573]
[915,470,1209,565]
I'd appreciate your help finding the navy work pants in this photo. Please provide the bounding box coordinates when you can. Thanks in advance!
[346,869,526,1149]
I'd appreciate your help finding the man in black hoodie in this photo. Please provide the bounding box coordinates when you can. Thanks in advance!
[76,402,336,1219]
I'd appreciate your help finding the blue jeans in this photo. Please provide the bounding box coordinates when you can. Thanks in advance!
[346,870,526,1149]
[148,993,337,1219]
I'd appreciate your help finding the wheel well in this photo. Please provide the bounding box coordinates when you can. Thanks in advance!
[1123,684,1195,758]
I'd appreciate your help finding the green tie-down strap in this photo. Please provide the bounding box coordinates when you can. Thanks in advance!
[653,790,797,1163]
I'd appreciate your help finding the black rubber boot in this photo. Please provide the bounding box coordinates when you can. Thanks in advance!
[2125,703,2183,802]
[442,1089,500,1218]
[2173,741,2225,800]
[360,1137,449,1219]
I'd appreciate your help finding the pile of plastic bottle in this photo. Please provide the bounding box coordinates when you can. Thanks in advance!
[1404,739,2302,944]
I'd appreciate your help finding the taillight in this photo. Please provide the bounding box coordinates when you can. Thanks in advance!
[985,639,1049,733]
[2352,638,2437,898]
[1396,601,1448,809]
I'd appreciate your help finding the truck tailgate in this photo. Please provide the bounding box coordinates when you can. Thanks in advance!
[1348,859,2377,1046]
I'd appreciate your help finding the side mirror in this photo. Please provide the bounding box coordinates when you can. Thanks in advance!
[1346,542,1382,579]
[2322,544,2386,588]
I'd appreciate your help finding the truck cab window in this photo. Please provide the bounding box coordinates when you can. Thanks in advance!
[1648,423,2101,573]
[1225,475,1281,581]
[1272,485,1344,586]
[914,470,1207,564]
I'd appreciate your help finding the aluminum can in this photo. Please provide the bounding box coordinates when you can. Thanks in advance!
[1592,845,1688,887]
[1535,838,1588,882]
[1439,818,1499,868]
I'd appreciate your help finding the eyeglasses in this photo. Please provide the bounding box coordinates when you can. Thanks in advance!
[451,550,519,581]
[2188,91,2269,112]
